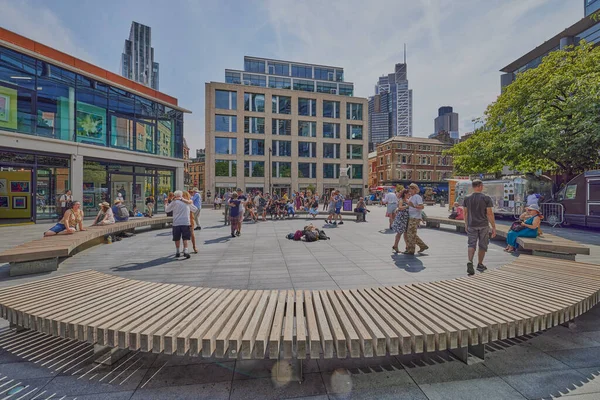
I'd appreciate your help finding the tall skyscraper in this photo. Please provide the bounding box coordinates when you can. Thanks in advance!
[121,22,160,90]
[368,47,413,150]
[434,106,459,139]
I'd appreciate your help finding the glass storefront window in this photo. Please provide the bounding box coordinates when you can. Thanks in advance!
[0,45,184,160]
[76,76,108,146]
[136,120,155,154]
[35,63,76,141]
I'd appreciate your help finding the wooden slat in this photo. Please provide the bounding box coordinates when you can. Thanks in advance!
[325,290,360,357]
[240,291,271,359]
[268,291,287,359]
[318,290,347,358]
[282,290,295,359]
[227,290,263,358]
[251,290,278,359]
[303,290,321,359]
[295,291,307,359]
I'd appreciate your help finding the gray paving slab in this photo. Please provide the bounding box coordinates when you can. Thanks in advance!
[230,372,327,399]
[546,346,600,369]
[140,362,235,389]
[483,344,571,375]
[130,381,231,400]
[419,376,527,400]
[501,369,600,399]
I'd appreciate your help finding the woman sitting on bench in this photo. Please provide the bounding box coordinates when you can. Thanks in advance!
[505,204,542,252]
[92,202,115,226]
[44,201,86,236]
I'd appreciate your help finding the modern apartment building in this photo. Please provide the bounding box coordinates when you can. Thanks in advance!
[206,57,368,199]
[121,22,160,90]
[500,2,600,89]
[374,136,453,197]
[0,27,188,223]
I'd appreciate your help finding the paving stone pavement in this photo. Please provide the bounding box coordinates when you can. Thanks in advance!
[1,206,519,289]
[0,205,599,398]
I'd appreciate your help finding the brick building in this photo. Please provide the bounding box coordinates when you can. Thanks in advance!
[368,151,379,190]
[374,136,453,199]
[189,160,205,196]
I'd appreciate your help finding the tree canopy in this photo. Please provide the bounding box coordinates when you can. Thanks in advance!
[448,41,600,175]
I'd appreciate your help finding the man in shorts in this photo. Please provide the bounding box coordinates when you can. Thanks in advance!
[164,190,197,259]
[463,179,496,276]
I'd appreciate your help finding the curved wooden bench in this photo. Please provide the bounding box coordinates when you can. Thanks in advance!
[0,216,172,276]
[0,255,598,363]
[425,216,590,260]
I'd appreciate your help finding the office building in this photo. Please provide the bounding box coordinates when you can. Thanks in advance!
[0,27,188,223]
[368,51,413,151]
[206,56,368,198]
[433,106,459,139]
[501,3,600,89]
[586,0,600,16]
[374,136,453,196]
[121,22,160,90]
[368,92,391,151]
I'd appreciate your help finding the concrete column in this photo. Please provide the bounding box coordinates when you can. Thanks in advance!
[71,153,84,202]
[176,165,185,190]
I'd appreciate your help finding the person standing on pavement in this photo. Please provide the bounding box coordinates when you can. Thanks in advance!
[463,179,496,276]
[404,183,429,255]
[236,188,247,234]
[164,190,197,259]
[191,188,202,231]
[382,189,399,230]
[223,190,232,225]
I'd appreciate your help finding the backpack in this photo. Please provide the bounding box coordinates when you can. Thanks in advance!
[286,233,295,240]
[318,230,329,240]
[304,230,318,242]
[293,230,303,241]
[118,205,129,220]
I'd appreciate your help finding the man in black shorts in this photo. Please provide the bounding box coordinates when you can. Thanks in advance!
[463,180,496,275]
[164,190,197,259]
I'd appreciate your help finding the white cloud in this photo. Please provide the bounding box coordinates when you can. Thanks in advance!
[264,0,581,137]
[0,0,93,62]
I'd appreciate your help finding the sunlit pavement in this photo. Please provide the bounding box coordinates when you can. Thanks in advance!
[0,206,599,399]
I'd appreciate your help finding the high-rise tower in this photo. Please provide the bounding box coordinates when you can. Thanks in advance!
[121,22,160,90]
[369,46,413,149]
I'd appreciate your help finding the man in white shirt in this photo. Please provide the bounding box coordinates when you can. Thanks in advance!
[405,183,429,255]
[382,189,399,230]
[526,190,541,207]
[165,190,198,259]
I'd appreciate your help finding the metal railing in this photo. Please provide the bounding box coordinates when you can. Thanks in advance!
[512,202,564,227]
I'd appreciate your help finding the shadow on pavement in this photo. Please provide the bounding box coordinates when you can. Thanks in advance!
[204,236,233,244]
[391,254,426,272]
[111,256,176,271]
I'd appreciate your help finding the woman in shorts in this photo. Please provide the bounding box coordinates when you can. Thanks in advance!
[44,201,86,236]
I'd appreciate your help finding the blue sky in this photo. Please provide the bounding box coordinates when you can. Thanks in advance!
[0,0,583,152]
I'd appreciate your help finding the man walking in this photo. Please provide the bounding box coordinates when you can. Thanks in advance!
[224,189,232,225]
[164,190,197,259]
[463,179,496,276]
[191,188,202,230]
[404,183,428,255]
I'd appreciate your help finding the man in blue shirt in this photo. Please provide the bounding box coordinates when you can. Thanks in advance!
[191,188,202,231]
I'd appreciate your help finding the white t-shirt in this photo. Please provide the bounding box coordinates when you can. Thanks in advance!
[59,194,72,207]
[526,194,540,206]
[383,192,398,205]
[408,194,424,219]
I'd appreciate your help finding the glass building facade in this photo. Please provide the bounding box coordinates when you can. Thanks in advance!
[0,35,185,223]
[225,56,354,96]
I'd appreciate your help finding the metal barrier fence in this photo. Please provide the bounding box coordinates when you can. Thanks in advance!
[512,202,564,227]
[539,202,565,227]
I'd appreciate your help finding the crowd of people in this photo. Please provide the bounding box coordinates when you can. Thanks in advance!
[43,180,549,275]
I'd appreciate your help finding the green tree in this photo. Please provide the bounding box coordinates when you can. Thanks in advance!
[448,41,600,175]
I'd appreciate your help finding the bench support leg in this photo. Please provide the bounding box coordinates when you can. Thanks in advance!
[9,323,26,333]
[275,358,303,384]
[9,258,59,277]
[93,344,130,366]
[532,250,576,261]
[456,226,465,233]
[560,319,577,329]
[426,222,440,229]
[449,343,485,365]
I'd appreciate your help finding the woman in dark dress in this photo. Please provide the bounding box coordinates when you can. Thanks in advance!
[391,189,411,253]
